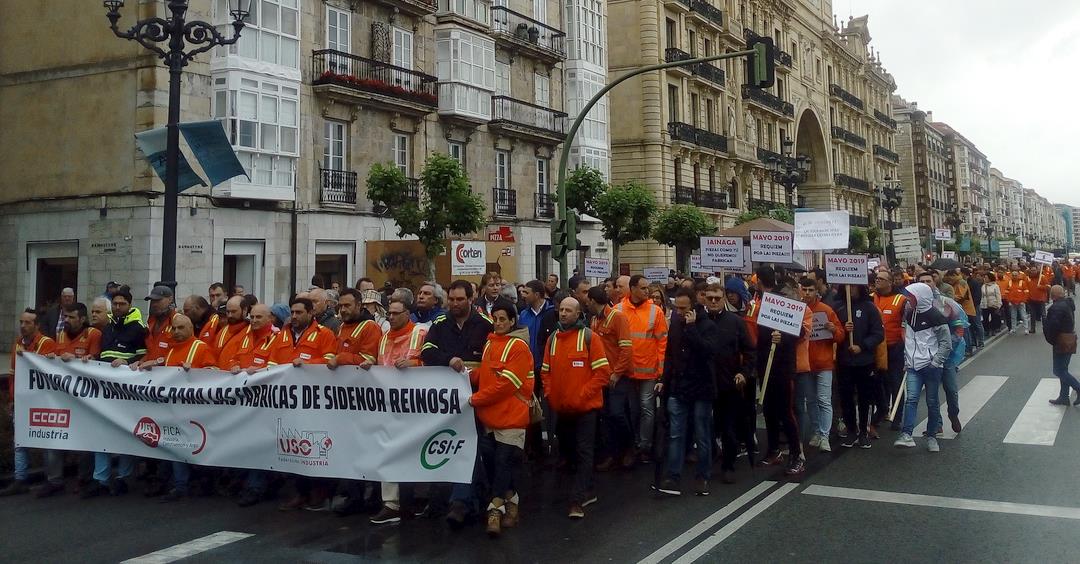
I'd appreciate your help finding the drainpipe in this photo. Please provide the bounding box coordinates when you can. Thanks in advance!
[289,201,298,298]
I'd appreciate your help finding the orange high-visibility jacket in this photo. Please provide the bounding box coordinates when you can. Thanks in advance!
[470,333,535,430]
[144,310,177,363]
[1005,278,1029,305]
[615,297,668,380]
[164,337,217,368]
[239,326,277,369]
[590,305,633,377]
[378,322,426,367]
[210,319,246,355]
[873,292,907,346]
[1029,278,1050,303]
[269,322,337,365]
[9,332,56,398]
[55,326,102,359]
[216,323,253,370]
[198,314,223,346]
[806,300,844,372]
[335,320,381,366]
[540,327,611,414]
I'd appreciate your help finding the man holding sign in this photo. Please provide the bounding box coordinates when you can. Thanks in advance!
[798,278,845,453]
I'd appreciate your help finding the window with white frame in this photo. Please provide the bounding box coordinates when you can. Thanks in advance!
[213,74,299,189]
[394,134,410,176]
[572,147,609,179]
[216,0,299,69]
[448,141,466,164]
[392,27,413,70]
[495,60,511,96]
[438,0,490,26]
[436,28,496,119]
[537,158,549,195]
[323,121,346,171]
[534,0,547,23]
[326,6,350,52]
[565,0,605,66]
[566,69,608,144]
[534,73,550,107]
[496,150,509,189]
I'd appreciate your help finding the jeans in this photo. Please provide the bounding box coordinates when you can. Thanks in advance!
[763,372,801,459]
[14,448,64,485]
[838,364,876,437]
[883,342,906,424]
[92,452,134,485]
[1009,303,1029,329]
[633,378,658,451]
[796,371,833,439]
[1052,353,1080,401]
[1028,301,1046,332]
[245,470,267,494]
[171,462,190,494]
[901,365,943,436]
[602,378,636,457]
[968,313,985,347]
[555,410,598,504]
[941,363,960,420]
[665,397,712,482]
[479,433,524,499]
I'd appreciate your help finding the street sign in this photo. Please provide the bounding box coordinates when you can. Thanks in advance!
[934,228,952,241]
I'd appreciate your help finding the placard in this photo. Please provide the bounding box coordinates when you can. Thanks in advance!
[450,240,486,276]
[941,251,957,260]
[689,255,710,275]
[700,236,743,269]
[825,254,869,285]
[750,231,794,263]
[756,292,808,337]
[867,258,881,271]
[1033,250,1054,265]
[794,211,850,250]
[644,267,668,283]
[934,228,952,241]
[731,246,753,275]
[584,257,611,277]
[1009,248,1024,259]
[810,311,833,341]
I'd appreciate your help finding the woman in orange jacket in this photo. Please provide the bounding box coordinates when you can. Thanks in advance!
[469,302,534,537]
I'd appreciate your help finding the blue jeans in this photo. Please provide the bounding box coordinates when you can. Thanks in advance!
[801,370,833,439]
[902,365,942,436]
[14,447,29,482]
[171,462,190,494]
[968,313,984,346]
[92,452,134,485]
[941,363,959,420]
[1010,303,1029,328]
[1052,353,1080,400]
[665,397,712,482]
[14,448,64,484]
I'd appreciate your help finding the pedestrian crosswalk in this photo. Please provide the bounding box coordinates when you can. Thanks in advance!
[1003,379,1067,446]
[913,375,1007,439]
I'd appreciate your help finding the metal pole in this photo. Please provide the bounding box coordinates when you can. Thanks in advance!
[162,16,184,289]
[554,49,757,286]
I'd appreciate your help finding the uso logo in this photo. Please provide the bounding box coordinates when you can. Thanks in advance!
[29,408,70,428]
[133,417,162,448]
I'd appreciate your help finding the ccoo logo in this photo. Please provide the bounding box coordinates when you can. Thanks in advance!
[421,429,467,470]
[29,408,70,428]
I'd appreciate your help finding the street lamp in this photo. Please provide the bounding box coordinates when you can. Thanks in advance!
[104,0,249,290]
[876,177,903,262]
[766,137,811,208]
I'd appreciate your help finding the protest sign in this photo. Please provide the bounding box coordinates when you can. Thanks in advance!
[700,236,743,269]
[810,312,834,341]
[794,211,850,250]
[941,250,957,260]
[825,254,869,285]
[934,228,952,241]
[756,292,807,336]
[584,257,610,277]
[1033,250,1054,265]
[644,267,668,283]
[750,231,794,263]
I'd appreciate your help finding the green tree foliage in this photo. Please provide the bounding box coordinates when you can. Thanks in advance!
[593,181,657,267]
[367,154,485,279]
[849,227,868,253]
[734,203,794,225]
[652,205,717,273]
[564,166,607,217]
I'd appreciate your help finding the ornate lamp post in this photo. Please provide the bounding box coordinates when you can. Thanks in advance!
[765,137,811,208]
[876,177,903,262]
[104,0,249,289]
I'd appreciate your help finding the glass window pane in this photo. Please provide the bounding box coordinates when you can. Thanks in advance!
[260,123,278,151]
[260,32,278,64]
[238,33,257,58]
[238,91,257,119]
[262,96,278,123]
[239,120,256,147]
[280,99,297,126]
[280,37,298,68]
[213,91,227,118]
[281,7,298,36]
[261,0,278,31]
[281,126,297,153]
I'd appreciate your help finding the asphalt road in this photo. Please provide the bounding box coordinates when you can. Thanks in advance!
[4,324,1079,563]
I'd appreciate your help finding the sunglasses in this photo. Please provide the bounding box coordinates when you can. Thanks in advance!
[705,296,725,302]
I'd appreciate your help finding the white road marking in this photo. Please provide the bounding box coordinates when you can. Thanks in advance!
[637,481,776,564]
[913,375,1007,439]
[673,483,799,564]
[957,329,1010,370]
[121,531,254,564]
[804,485,1080,520]
[1004,378,1067,445]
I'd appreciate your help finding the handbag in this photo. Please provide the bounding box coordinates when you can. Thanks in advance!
[1055,332,1077,355]
[516,392,544,424]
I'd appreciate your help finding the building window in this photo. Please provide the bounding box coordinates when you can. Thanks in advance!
[496,60,511,96]
[692,163,700,190]
[705,98,714,131]
[394,133,410,176]
[438,0,490,26]
[703,38,712,57]
[436,28,496,119]
[392,27,413,70]
[496,150,510,189]
[326,6,350,52]
[216,0,299,69]
[690,93,699,127]
[533,0,546,23]
[668,84,679,123]
[688,30,697,57]
[323,121,346,170]
[568,0,605,66]
[566,69,608,145]
[665,18,676,49]
[448,141,465,164]
[708,166,715,191]
[537,158,548,195]
[674,158,681,186]
[534,73,550,107]
[213,74,299,189]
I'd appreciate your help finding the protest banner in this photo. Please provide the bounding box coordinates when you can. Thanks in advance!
[689,255,710,275]
[825,254,869,285]
[644,267,668,283]
[450,240,486,276]
[731,245,753,275]
[700,236,743,269]
[794,211,849,250]
[14,355,478,483]
[934,228,952,241]
[1009,248,1023,259]
[750,231,793,263]
[1033,250,1054,265]
[941,250,957,260]
[756,292,807,337]
[584,257,611,277]
[867,258,881,271]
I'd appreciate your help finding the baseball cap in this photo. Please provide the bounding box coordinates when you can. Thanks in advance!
[144,285,174,301]
[361,289,382,304]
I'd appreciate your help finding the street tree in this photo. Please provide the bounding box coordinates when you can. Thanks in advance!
[564,166,606,216]
[652,204,717,273]
[734,203,794,225]
[367,154,485,279]
[593,180,657,267]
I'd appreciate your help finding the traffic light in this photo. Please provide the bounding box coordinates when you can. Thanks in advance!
[745,36,775,89]
[553,219,569,259]
[566,213,582,252]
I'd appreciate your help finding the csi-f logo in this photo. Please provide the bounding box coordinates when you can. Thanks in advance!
[276,418,333,459]
[29,408,70,428]
[134,417,161,448]
[421,429,467,470]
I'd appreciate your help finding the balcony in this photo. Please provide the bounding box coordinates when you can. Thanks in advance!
[312,50,438,116]
[320,169,357,206]
[693,61,726,88]
[850,215,871,228]
[438,82,493,123]
[664,0,692,14]
[488,96,567,144]
[673,186,728,210]
[873,108,897,129]
[687,0,724,31]
[873,144,900,164]
[884,219,903,230]
[828,83,864,111]
[375,0,437,17]
[668,122,728,153]
[741,85,794,119]
[436,0,490,31]
[835,173,871,193]
[493,187,517,217]
[535,192,554,218]
[490,6,566,63]
[774,47,793,70]
[405,178,420,204]
[831,125,867,150]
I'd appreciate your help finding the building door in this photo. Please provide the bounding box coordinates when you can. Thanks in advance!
[223,240,264,299]
[27,241,79,310]
[315,241,355,290]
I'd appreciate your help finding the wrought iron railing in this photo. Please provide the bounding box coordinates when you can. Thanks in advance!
[491,96,567,135]
[664,47,693,63]
[829,83,865,110]
[673,186,728,209]
[873,108,897,129]
[491,6,566,58]
[493,186,517,216]
[668,122,728,153]
[741,85,794,117]
[535,192,554,218]
[850,215,871,228]
[835,173,871,193]
[873,144,900,163]
[831,125,867,149]
[320,168,357,205]
[312,49,438,107]
[689,0,724,27]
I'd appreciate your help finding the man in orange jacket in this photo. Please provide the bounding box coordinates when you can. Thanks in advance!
[1027,267,1051,334]
[584,286,635,471]
[51,302,102,362]
[541,297,611,520]
[615,274,668,464]
[873,271,908,429]
[1005,269,1030,332]
[328,288,381,369]
[798,277,844,453]
[215,297,251,370]
[232,304,278,374]
[136,285,177,369]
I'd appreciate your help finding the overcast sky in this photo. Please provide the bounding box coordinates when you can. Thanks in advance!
[841,0,1080,206]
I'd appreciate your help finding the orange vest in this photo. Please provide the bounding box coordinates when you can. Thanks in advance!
[215,322,252,370]
[470,334,534,430]
[1029,278,1050,303]
[615,297,668,380]
[164,337,217,368]
[1005,278,1029,304]
[335,319,382,366]
[269,322,337,365]
[244,326,279,369]
[873,292,907,346]
[55,326,102,359]
[144,310,176,363]
[378,322,426,367]
[540,328,611,414]
[590,306,633,377]
[9,332,57,398]
[198,314,223,346]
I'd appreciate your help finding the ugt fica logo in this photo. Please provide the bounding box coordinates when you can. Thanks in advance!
[134,417,161,448]
[276,419,333,462]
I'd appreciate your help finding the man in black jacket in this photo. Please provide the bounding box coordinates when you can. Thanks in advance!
[835,284,885,449]
[704,282,756,483]
[1044,285,1080,405]
[100,287,147,367]
[656,289,719,496]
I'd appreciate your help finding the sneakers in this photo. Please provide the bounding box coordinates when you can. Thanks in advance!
[867,426,880,440]
[836,421,848,438]
[502,492,520,528]
[927,437,941,453]
[858,434,872,449]
[657,479,681,496]
[757,451,785,467]
[808,434,821,448]
[35,482,65,498]
[1050,398,1070,406]
[568,503,585,519]
[303,498,331,512]
[370,505,402,525]
[784,459,806,476]
[694,479,710,496]
[446,501,468,530]
[893,433,916,448]
[818,437,832,452]
[841,435,859,448]
[581,492,598,508]
[486,502,504,538]
[949,413,963,433]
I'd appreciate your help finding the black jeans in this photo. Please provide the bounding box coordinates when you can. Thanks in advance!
[838,363,876,437]
[479,433,524,500]
[714,389,746,471]
[1052,353,1080,401]
[762,372,801,459]
[1028,301,1046,331]
[555,410,598,504]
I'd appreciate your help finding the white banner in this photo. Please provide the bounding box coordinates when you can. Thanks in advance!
[584,257,610,277]
[1033,250,1054,265]
[867,258,881,271]
[644,267,668,283]
[794,211,850,250]
[825,254,869,285]
[934,228,952,241]
[750,231,793,263]
[700,236,743,269]
[451,240,486,276]
[757,292,807,336]
[14,355,478,483]
[1009,248,1024,259]
[941,250,957,260]
[689,255,709,275]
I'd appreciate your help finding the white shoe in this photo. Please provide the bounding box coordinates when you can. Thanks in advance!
[819,437,832,452]
[927,437,941,453]
[893,433,916,448]
[808,434,821,448]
